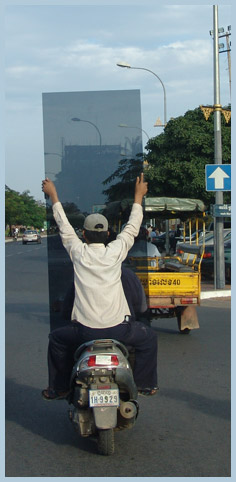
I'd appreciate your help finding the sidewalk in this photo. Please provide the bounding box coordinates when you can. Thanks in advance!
[200,279,231,300]
[5,235,47,243]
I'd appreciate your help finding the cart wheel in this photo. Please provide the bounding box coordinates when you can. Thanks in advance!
[97,429,115,456]
[177,313,191,335]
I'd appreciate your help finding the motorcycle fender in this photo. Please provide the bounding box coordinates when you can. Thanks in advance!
[93,406,117,430]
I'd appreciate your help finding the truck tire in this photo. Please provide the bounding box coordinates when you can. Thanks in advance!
[97,429,115,455]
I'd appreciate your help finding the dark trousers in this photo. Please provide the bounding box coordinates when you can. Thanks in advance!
[47,320,158,391]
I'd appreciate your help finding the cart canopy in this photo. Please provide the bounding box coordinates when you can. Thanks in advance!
[102,197,206,221]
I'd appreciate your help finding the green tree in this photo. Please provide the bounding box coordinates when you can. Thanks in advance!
[145,106,231,205]
[102,106,231,208]
[103,154,144,202]
[46,201,85,229]
[5,186,46,231]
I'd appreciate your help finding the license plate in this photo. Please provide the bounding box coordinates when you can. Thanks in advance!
[89,389,119,407]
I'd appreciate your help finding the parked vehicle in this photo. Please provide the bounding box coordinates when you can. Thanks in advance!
[201,238,231,282]
[22,229,41,245]
[152,231,175,253]
[68,338,138,455]
[176,229,231,251]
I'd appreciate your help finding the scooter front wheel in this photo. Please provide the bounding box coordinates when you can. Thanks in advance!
[97,429,114,456]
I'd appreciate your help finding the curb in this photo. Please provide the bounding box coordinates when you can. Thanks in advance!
[201,290,231,300]
[5,236,47,243]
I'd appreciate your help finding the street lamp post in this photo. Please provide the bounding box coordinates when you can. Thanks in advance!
[117,62,167,127]
[44,152,63,179]
[118,124,149,170]
[118,123,150,141]
[71,117,102,148]
[117,61,169,252]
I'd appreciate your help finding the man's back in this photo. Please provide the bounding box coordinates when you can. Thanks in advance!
[53,202,143,328]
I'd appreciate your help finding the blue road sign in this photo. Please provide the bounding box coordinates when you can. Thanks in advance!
[210,204,231,217]
[205,164,231,191]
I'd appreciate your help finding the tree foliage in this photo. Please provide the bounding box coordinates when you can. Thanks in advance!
[102,106,231,208]
[5,186,46,229]
[103,154,144,202]
[145,106,231,206]
[46,201,85,229]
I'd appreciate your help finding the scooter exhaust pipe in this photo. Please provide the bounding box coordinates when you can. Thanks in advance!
[120,401,137,419]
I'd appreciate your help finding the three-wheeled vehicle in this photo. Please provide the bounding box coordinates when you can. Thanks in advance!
[103,197,207,334]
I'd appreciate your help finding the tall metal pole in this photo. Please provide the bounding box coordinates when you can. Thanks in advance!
[213,5,225,289]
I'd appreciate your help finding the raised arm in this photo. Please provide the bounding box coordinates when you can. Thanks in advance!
[41,178,81,253]
[134,173,148,205]
[42,178,59,205]
[114,173,148,258]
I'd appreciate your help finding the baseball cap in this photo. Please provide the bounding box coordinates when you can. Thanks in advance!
[83,213,108,232]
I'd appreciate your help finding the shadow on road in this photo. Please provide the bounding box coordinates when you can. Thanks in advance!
[5,377,98,454]
[5,302,50,325]
[161,387,230,420]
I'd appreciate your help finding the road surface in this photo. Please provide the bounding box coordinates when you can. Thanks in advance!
[5,240,231,477]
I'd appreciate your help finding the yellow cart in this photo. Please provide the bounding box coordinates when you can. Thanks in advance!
[103,197,207,334]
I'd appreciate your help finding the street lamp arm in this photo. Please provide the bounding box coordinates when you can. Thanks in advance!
[44,152,62,158]
[132,67,167,126]
[117,63,167,126]
[71,118,102,146]
[118,123,149,140]
[131,67,166,96]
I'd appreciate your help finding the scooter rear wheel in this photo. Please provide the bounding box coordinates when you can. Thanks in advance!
[97,429,114,456]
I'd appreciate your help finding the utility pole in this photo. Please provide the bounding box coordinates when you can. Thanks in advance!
[213,5,225,289]
[201,8,231,288]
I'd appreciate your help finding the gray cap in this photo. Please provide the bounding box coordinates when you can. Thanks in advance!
[83,213,108,232]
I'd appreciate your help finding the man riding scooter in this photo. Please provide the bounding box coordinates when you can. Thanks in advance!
[41,173,158,400]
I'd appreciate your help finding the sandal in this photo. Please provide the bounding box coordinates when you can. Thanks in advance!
[42,387,71,401]
[138,387,159,397]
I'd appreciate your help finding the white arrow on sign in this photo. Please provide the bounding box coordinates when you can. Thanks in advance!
[208,166,230,189]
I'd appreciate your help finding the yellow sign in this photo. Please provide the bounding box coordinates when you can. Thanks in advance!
[200,105,231,123]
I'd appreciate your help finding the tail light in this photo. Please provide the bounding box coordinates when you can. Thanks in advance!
[203,252,212,258]
[87,355,119,367]
[181,298,198,304]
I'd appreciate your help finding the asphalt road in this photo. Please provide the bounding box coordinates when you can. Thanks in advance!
[5,239,231,477]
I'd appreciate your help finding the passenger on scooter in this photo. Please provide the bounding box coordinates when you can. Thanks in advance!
[41,174,158,400]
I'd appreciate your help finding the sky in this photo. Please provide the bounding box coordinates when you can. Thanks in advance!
[4,2,232,202]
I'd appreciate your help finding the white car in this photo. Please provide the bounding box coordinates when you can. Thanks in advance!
[22,230,41,245]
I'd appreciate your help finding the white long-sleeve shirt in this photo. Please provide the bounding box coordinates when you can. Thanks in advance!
[52,201,143,328]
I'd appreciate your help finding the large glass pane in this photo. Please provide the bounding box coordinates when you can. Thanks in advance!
[42,89,144,329]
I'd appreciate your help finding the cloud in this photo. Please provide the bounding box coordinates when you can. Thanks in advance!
[4,4,231,201]
[6,65,42,76]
